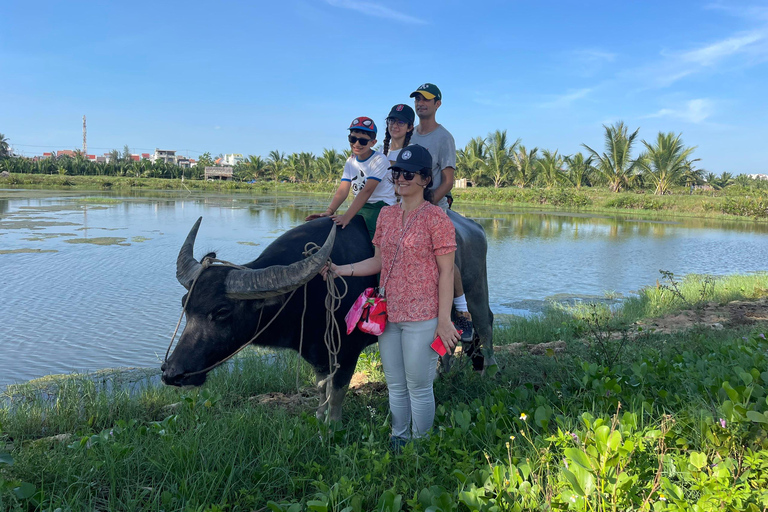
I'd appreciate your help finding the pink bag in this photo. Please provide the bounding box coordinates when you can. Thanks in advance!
[345,287,387,336]
[357,291,387,335]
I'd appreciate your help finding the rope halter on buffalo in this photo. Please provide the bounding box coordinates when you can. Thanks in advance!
[164,223,346,394]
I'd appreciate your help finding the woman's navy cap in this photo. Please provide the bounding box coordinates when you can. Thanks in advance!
[389,144,432,174]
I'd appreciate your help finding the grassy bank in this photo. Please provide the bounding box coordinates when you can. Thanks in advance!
[2,173,767,220]
[2,272,768,510]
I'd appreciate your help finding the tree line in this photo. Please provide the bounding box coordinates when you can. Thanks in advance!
[1,124,765,193]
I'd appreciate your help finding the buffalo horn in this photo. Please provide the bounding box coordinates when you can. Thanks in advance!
[224,225,337,299]
[176,216,203,290]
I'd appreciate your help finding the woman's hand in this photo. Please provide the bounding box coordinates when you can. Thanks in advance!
[320,262,339,281]
[435,318,460,353]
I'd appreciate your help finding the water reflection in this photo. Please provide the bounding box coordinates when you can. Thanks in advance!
[0,189,766,388]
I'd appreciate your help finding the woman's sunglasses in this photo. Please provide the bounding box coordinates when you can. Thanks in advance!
[391,169,422,181]
[348,135,372,146]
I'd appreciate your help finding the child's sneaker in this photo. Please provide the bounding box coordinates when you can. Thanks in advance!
[454,314,474,342]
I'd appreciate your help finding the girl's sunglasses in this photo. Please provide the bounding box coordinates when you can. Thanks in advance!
[348,135,372,146]
[391,169,421,180]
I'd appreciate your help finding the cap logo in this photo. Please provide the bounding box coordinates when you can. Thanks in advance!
[419,83,429,90]
[351,118,359,125]
[396,104,404,111]
[362,119,372,127]
[401,150,412,160]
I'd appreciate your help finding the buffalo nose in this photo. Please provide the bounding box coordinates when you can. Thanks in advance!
[161,363,181,384]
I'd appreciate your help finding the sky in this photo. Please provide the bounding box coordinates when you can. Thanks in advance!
[1,0,767,174]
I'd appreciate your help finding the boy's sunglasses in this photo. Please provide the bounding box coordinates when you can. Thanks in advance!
[391,169,420,181]
[348,135,372,146]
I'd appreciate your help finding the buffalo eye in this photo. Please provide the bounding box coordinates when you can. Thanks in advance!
[210,307,232,322]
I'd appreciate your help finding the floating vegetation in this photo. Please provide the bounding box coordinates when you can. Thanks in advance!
[131,236,151,243]
[237,241,260,246]
[74,197,123,204]
[0,248,58,254]
[21,232,77,241]
[0,220,81,230]
[74,226,122,231]
[64,237,129,246]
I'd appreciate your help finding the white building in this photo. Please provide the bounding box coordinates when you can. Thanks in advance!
[747,173,768,180]
[223,153,245,166]
[152,149,177,164]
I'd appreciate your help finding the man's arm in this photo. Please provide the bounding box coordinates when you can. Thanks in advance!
[431,166,454,205]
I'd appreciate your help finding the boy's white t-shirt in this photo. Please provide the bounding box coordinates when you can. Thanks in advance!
[342,150,396,205]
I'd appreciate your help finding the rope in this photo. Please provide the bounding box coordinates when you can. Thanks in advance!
[297,242,348,399]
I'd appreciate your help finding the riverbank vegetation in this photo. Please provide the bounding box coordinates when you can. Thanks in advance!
[2,122,766,195]
[2,272,767,510]
[2,171,766,220]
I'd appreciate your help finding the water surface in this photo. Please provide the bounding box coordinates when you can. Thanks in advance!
[1,189,766,388]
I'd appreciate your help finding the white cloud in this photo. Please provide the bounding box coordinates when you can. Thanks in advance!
[675,32,764,66]
[539,88,593,108]
[324,0,427,24]
[643,99,714,124]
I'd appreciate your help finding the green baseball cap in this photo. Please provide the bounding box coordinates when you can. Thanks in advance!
[410,83,442,101]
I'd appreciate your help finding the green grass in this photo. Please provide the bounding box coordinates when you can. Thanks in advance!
[2,274,768,511]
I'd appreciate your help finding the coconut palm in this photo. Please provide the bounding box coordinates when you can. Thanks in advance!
[636,132,697,195]
[267,150,286,182]
[456,137,488,185]
[485,130,519,188]
[244,155,268,180]
[681,161,704,188]
[536,149,566,189]
[564,152,594,189]
[0,133,10,158]
[510,145,539,188]
[316,149,344,183]
[583,121,641,192]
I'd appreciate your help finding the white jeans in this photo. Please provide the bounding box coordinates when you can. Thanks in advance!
[378,318,439,439]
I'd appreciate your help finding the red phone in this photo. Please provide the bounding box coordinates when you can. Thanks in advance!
[431,330,462,356]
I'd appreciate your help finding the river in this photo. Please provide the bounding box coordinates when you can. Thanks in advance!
[1,188,766,388]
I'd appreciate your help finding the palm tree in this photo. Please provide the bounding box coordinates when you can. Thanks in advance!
[486,130,519,188]
[267,150,286,182]
[0,133,10,158]
[456,137,488,185]
[316,149,343,183]
[636,132,697,195]
[583,121,641,192]
[536,150,566,189]
[510,146,539,188]
[564,153,594,189]
[681,161,704,188]
[245,155,268,180]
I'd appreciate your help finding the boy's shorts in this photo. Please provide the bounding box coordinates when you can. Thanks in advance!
[358,201,388,239]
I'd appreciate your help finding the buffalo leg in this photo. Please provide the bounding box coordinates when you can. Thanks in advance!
[314,370,330,421]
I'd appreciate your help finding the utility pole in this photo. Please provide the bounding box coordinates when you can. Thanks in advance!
[82,115,87,155]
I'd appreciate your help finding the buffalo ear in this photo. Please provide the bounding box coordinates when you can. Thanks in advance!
[181,292,188,307]
[203,251,217,260]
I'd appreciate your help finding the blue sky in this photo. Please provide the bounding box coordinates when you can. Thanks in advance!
[2,1,767,174]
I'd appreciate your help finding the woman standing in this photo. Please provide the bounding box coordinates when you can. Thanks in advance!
[324,144,459,445]
[382,104,415,165]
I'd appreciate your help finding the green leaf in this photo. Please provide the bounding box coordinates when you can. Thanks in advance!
[689,451,707,470]
[595,425,610,453]
[746,411,768,424]
[12,482,36,500]
[0,452,13,466]
[562,468,585,497]
[564,448,594,471]
[607,430,622,452]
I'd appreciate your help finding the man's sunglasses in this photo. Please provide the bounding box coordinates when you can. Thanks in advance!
[348,135,372,146]
[391,169,421,180]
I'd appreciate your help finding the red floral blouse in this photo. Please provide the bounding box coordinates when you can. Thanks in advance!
[372,202,456,323]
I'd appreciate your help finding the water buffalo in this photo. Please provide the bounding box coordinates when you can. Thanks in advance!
[162,212,493,423]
